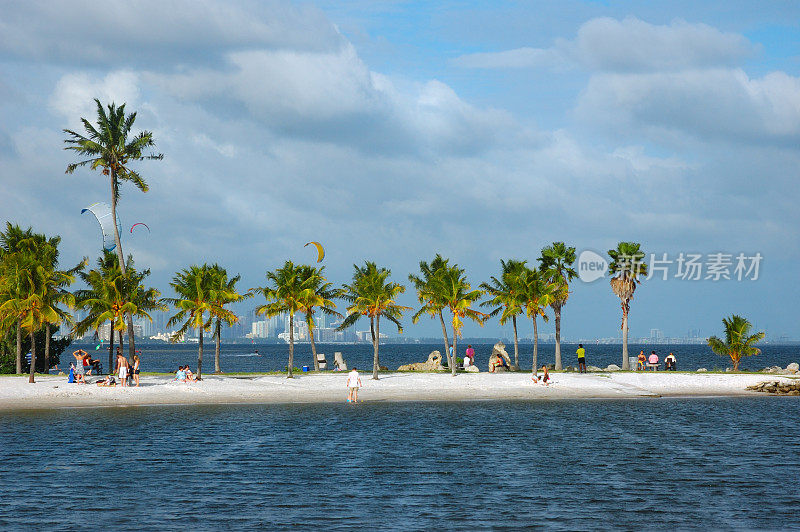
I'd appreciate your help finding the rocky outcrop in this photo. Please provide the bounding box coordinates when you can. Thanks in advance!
[787,362,799,373]
[464,365,479,373]
[587,365,603,372]
[488,342,514,372]
[605,364,621,371]
[398,351,445,371]
[696,368,708,372]
[747,380,800,395]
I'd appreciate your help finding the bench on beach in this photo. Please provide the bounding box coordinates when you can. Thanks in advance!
[646,362,660,371]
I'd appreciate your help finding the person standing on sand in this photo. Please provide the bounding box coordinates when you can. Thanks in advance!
[132,355,141,387]
[576,344,586,373]
[115,352,129,387]
[72,350,88,383]
[347,367,362,403]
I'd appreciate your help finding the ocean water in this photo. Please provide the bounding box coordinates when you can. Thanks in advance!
[70,341,800,374]
[1,398,798,530]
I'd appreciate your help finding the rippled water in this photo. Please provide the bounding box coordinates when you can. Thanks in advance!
[70,341,800,374]
[1,398,798,530]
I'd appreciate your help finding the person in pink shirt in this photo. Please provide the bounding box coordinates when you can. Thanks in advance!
[465,345,475,367]
[648,351,659,370]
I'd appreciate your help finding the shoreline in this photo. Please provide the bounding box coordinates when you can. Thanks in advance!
[1,372,797,411]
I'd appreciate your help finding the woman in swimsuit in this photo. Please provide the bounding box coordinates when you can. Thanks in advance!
[132,355,141,387]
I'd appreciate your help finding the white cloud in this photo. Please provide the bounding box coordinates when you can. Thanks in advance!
[453,16,754,72]
[50,71,141,129]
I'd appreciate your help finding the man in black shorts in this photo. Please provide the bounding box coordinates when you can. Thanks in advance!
[576,344,587,373]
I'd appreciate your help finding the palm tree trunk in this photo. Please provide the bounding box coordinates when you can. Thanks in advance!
[15,319,22,374]
[197,327,204,380]
[438,311,451,367]
[44,323,51,373]
[118,328,124,357]
[287,313,294,378]
[108,321,115,373]
[28,331,36,383]
[214,319,221,373]
[621,311,629,370]
[109,168,137,363]
[451,317,458,377]
[309,317,319,371]
[512,315,519,369]
[372,316,380,380]
[554,306,562,371]
[532,316,539,374]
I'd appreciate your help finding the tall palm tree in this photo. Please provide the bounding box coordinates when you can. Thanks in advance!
[339,262,409,380]
[295,265,341,372]
[481,259,527,369]
[207,265,248,374]
[435,265,487,376]
[64,99,163,361]
[539,242,577,371]
[166,265,213,379]
[708,315,765,371]
[519,265,556,374]
[608,242,648,370]
[409,254,455,367]
[250,261,314,378]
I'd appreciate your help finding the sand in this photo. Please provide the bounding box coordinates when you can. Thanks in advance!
[0,371,797,411]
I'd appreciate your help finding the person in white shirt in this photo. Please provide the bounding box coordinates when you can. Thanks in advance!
[346,367,362,403]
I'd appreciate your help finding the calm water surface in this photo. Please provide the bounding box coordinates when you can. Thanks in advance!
[1,398,799,530]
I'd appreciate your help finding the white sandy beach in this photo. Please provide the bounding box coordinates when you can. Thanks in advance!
[0,371,797,410]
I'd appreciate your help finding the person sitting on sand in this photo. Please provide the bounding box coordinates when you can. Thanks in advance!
[174,366,187,382]
[637,350,646,370]
[648,351,659,369]
[184,366,197,382]
[97,375,116,387]
[664,352,677,371]
[86,355,101,375]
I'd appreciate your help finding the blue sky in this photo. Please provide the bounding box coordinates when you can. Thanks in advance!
[1,1,799,340]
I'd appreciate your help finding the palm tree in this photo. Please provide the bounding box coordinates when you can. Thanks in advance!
[207,265,248,374]
[250,261,313,378]
[338,262,409,380]
[608,242,648,370]
[708,315,765,370]
[296,265,341,372]
[435,265,487,376]
[539,242,577,371]
[519,265,556,374]
[409,255,455,367]
[166,265,213,379]
[481,259,526,369]
[64,99,163,361]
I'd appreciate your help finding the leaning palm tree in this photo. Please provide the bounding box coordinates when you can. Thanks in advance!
[608,242,648,370]
[481,259,526,369]
[519,265,556,374]
[64,99,163,361]
[297,265,341,371]
[338,262,409,380]
[165,265,213,379]
[435,265,487,376]
[409,255,455,367]
[207,265,248,374]
[539,242,577,371]
[708,315,765,371]
[250,261,314,378]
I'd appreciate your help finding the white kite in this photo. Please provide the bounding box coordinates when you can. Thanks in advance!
[81,202,119,251]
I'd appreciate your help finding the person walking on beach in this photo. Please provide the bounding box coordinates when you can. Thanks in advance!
[347,367,362,403]
[576,344,587,373]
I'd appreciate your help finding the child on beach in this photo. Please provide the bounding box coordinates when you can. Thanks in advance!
[346,367,362,403]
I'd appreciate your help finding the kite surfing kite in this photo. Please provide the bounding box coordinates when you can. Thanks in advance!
[81,202,118,251]
[130,222,150,234]
[304,241,325,263]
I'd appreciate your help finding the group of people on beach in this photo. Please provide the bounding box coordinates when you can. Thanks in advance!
[637,350,677,371]
[68,348,140,387]
[174,365,197,383]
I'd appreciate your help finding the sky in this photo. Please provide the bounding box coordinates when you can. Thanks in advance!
[1,0,799,341]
